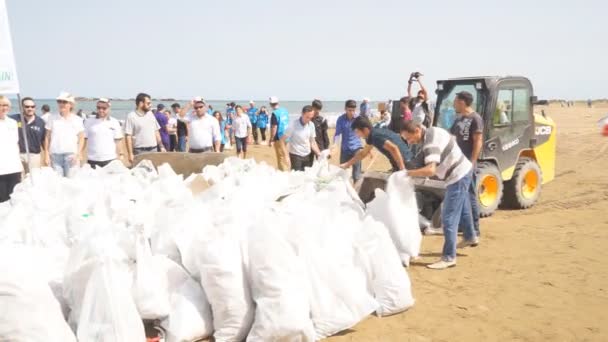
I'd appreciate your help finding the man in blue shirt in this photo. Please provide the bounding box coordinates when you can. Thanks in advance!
[247,101,259,144]
[268,96,290,171]
[10,97,46,172]
[340,115,414,172]
[334,100,363,182]
[360,98,371,118]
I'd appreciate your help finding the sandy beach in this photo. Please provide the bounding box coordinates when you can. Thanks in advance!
[234,104,607,341]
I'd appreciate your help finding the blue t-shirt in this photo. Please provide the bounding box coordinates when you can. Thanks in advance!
[247,107,258,125]
[366,128,413,171]
[334,113,363,152]
[257,112,269,129]
[226,108,235,125]
[219,120,228,144]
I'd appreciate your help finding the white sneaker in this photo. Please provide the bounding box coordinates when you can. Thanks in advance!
[424,227,444,235]
[457,237,480,249]
[427,259,456,270]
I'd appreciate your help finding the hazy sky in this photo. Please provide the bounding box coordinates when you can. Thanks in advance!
[5,0,606,100]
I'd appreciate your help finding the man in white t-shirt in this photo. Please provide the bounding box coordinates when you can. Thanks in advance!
[232,105,252,159]
[400,120,476,270]
[184,99,221,153]
[0,96,23,202]
[44,92,85,177]
[84,98,124,168]
[280,105,321,171]
[124,93,165,165]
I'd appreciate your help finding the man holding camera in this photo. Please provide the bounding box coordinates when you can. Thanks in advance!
[408,72,432,127]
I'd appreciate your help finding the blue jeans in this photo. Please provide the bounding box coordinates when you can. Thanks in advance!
[177,136,187,152]
[441,172,475,261]
[340,149,362,182]
[51,153,77,177]
[468,169,481,236]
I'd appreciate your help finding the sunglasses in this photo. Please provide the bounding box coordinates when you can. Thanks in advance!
[24,105,36,109]
[96,106,109,110]
[57,100,69,104]
[194,106,205,109]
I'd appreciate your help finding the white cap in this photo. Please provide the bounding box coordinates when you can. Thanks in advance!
[192,96,204,104]
[56,91,75,104]
[249,100,255,104]
[363,97,370,102]
[97,97,111,105]
[269,96,279,104]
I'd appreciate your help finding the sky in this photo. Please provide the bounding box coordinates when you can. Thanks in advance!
[5,0,607,101]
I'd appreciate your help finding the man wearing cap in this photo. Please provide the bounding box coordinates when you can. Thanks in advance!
[124,93,165,165]
[44,92,85,177]
[450,91,483,239]
[247,101,259,144]
[180,98,221,153]
[154,103,171,151]
[10,97,46,172]
[268,96,290,171]
[0,96,23,202]
[400,120,477,270]
[83,98,124,168]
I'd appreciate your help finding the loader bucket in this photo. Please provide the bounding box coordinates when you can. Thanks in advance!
[132,152,228,177]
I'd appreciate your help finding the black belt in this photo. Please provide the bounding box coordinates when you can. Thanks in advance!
[134,146,157,151]
[189,147,212,153]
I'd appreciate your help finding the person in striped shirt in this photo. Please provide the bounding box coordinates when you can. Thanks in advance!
[400,120,478,270]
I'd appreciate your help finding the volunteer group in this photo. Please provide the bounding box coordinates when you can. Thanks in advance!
[0,74,484,270]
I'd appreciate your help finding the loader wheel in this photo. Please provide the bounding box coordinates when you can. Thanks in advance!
[477,162,503,217]
[503,157,542,209]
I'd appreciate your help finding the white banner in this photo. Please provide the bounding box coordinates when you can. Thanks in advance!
[0,0,20,94]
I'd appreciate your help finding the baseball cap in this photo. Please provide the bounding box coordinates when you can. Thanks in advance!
[192,96,205,104]
[56,91,75,104]
[249,100,255,104]
[269,96,279,104]
[97,98,111,106]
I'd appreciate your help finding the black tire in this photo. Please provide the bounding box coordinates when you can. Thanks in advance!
[503,157,542,209]
[477,162,503,217]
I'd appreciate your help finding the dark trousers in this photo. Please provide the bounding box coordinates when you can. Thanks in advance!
[87,160,114,169]
[169,135,177,152]
[290,153,313,171]
[339,149,363,182]
[259,127,267,141]
[467,168,481,236]
[252,123,258,142]
[0,172,21,203]
[189,147,213,153]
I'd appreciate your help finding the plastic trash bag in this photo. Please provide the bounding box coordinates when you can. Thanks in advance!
[246,223,315,342]
[0,245,76,342]
[77,260,145,342]
[132,233,171,319]
[197,230,254,342]
[366,172,421,264]
[160,258,213,342]
[355,217,415,317]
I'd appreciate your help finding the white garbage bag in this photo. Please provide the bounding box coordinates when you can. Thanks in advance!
[197,230,254,342]
[160,258,213,342]
[132,233,171,319]
[366,172,421,264]
[246,223,315,342]
[355,217,415,316]
[77,260,145,342]
[0,245,76,342]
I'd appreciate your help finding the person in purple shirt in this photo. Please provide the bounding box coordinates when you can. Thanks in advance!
[334,99,363,182]
[154,103,170,151]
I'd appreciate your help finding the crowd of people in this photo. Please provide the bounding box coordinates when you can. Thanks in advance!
[0,72,483,270]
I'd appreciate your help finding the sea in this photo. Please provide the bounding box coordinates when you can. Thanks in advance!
[7,98,384,127]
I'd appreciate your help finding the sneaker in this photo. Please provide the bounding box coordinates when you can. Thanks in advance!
[457,237,480,249]
[424,226,444,235]
[427,259,456,270]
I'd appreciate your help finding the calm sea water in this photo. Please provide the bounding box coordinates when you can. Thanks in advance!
[7,98,384,127]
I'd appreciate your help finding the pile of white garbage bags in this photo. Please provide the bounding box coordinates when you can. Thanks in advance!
[0,157,420,341]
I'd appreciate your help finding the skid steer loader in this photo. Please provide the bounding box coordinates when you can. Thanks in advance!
[358,76,557,227]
